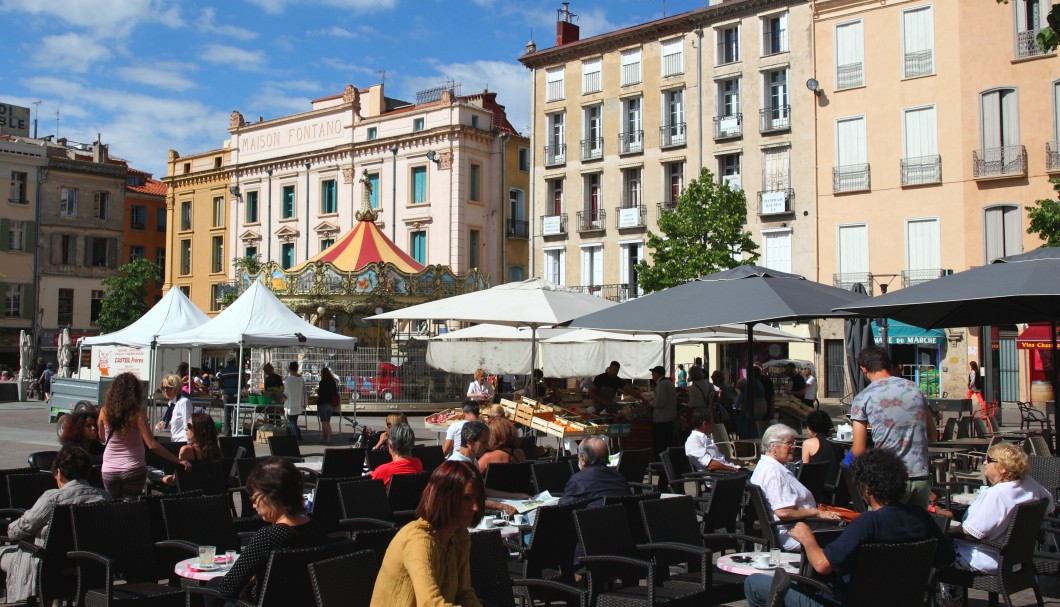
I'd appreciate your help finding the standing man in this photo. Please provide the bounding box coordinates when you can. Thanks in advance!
[217,355,242,435]
[851,346,937,508]
[648,366,677,455]
[588,361,641,415]
[783,362,808,405]
[802,367,817,406]
[262,362,283,391]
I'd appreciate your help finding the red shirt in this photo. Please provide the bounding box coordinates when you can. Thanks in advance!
[369,457,423,488]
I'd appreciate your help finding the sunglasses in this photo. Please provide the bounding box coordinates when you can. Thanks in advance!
[986,455,999,463]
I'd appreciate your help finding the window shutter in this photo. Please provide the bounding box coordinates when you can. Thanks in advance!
[1000,90,1019,147]
[107,238,118,268]
[22,283,34,320]
[0,284,6,315]
[592,247,604,286]
[558,249,566,286]
[51,234,61,264]
[67,236,77,265]
[84,237,94,266]
[24,222,35,253]
[8,179,17,202]
[981,91,1001,149]
[0,219,8,251]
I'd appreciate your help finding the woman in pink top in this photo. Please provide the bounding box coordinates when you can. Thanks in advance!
[98,373,189,499]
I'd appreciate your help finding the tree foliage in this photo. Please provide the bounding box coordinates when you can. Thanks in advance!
[996,0,1059,51]
[1027,178,1060,247]
[636,167,759,293]
[96,258,162,334]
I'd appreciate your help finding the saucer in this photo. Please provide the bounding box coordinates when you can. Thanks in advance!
[189,563,221,572]
[752,563,778,570]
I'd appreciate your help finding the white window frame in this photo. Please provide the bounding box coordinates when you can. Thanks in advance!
[762,12,788,55]
[660,37,684,76]
[901,5,935,78]
[834,19,865,89]
[619,240,645,298]
[582,57,602,94]
[904,217,941,277]
[620,48,642,86]
[546,67,565,102]
[836,223,870,280]
[60,188,77,216]
[580,243,604,289]
[762,228,793,274]
[543,247,566,285]
[983,204,1023,262]
[9,220,25,252]
[4,284,21,318]
[717,24,741,65]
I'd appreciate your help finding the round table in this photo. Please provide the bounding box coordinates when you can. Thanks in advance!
[716,551,801,577]
[470,523,521,538]
[174,556,238,582]
[951,492,981,506]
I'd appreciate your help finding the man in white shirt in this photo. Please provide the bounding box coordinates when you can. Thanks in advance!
[649,366,678,454]
[685,407,741,472]
[442,401,480,456]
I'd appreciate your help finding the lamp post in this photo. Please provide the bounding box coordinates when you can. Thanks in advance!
[374,306,384,350]
[317,305,327,330]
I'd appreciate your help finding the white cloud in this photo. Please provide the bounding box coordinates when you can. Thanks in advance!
[262,79,326,93]
[248,86,313,116]
[198,44,268,72]
[400,60,530,136]
[196,7,258,41]
[308,26,355,38]
[32,33,112,73]
[244,0,397,14]
[115,63,198,92]
[0,0,183,37]
[319,57,379,78]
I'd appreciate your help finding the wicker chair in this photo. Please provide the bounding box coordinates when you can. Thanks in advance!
[319,448,366,477]
[266,435,306,462]
[219,435,257,459]
[159,493,245,552]
[0,466,43,508]
[365,448,392,470]
[308,549,378,607]
[1029,454,1060,503]
[796,461,831,504]
[337,478,398,532]
[483,462,534,495]
[7,472,58,510]
[471,528,587,607]
[2,503,78,606]
[531,460,573,495]
[601,492,660,545]
[658,447,711,496]
[26,450,59,472]
[1018,401,1052,432]
[311,476,364,537]
[411,445,445,472]
[746,483,840,551]
[616,448,654,493]
[387,471,431,522]
[505,498,590,598]
[349,527,398,565]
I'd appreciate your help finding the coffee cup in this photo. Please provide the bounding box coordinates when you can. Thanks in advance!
[477,517,494,529]
[513,514,526,525]
[752,553,771,568]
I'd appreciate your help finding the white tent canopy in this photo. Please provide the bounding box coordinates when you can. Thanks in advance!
[80,287,210,348]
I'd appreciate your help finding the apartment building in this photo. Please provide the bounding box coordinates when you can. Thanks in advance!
[519,0,815,301]
[813,0,1057,399]
[123,169,167,305]
[165,84,529,314]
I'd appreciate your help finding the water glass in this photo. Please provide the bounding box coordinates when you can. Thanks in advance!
[198,545,216,566]
[225,550,238,564]
[769,548,781,566]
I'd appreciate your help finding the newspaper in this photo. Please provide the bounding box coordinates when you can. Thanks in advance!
[491,490,560,514]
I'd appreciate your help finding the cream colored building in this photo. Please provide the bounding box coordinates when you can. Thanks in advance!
[813,0,1057,400]
[520,0,817,300]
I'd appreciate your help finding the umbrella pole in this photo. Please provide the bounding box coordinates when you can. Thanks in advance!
[746,321,756,393]
[235,343,245,436]
[529,326,538,398]
[1052,319,1059,453]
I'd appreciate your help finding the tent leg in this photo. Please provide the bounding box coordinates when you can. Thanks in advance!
[1051,320,1058,453]
[235,343,245,436]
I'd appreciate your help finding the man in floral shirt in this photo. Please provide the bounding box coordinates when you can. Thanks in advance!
[850,346,936,508]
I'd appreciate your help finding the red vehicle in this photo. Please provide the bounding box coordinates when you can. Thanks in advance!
[344,362,402,401]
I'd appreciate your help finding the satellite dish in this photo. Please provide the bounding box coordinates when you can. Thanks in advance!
[806,78,820,93]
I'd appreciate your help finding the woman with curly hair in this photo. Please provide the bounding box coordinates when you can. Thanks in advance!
[59,409,104,462]
[180,412,222,461]
[97,372,189,499]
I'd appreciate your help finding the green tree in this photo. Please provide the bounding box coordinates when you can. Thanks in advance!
[96,258,162,333]
[1027,178,1060,246]
[636,167,759,293]
[996,0,1059,52]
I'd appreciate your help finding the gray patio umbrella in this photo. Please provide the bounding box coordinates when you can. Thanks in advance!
[569,265,869,390]
[844,282,873,398]
[835,247,1060,446]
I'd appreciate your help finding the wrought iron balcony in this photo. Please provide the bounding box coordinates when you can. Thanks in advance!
[833,164,871,193]
[618,131,643,154]
[660,123,686,148]
[614,204,647,229]
[900,155,942,186]
[539,213,567,237]
[506,219,528,239]
[833,273,873,295]
[581,138,603,161]
[543,144,566,167]
[714,113,743,140]
[1047,141,1060,172]
[758,189,795,216]
[972,145,1027,179]
[903,50,934,78]
[576,209,606,233]
[902,268,943,288]
[657,200,678,218]
[836,62,864,89]
[1016,29,1045,59]
[759,105,790,133]
[567,283,639,302]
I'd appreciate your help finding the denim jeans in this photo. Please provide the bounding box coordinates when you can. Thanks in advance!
[744,573,836,607]
[287,414,302,439]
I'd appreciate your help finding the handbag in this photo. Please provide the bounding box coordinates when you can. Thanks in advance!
[332,395,341,410]
[816,503,860,523]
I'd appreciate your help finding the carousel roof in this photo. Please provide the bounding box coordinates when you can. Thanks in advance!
[290,213,425,274]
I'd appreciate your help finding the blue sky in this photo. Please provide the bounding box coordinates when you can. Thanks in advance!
[1,0,709,178]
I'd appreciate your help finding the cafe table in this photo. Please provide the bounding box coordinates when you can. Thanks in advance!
[716,551,801,577]
[174,555,237,582]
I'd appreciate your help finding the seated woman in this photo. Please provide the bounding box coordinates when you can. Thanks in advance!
[161,412,222,486]
[801,410,841,484]
[370,460,484,607]
[941,442,1054,606]
[370,423,423,488]
[373,412,409,450]
[477,416,526,474]
[202,457,327,607]
[749,423,841,550]
[0,446,110,603]
[59,410,104,463]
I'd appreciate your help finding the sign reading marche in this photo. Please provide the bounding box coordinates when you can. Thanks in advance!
[0,103,30,137]
[542,215,563,235]
[760,191,787,215]
[871,320,945,345]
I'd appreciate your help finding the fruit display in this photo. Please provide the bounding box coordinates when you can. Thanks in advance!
[424,408,463,425]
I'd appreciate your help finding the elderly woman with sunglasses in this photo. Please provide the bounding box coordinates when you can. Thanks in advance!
[749,423,841,550]
[155,374,194,443]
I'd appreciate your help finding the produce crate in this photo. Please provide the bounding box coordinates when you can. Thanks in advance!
[530,416,553,432]
[545,420,589,439]
[607,423,632,437]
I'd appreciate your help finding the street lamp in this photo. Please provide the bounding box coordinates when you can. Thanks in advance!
[317,305,327,329]
[375,306,384,350]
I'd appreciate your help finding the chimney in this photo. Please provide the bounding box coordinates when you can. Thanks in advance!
[92,133,108,163]
[556,2,579,46]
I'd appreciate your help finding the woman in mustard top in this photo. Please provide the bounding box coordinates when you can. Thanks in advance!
[370,460,484,607]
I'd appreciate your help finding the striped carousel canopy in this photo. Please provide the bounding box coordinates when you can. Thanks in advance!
[290,214,425,273]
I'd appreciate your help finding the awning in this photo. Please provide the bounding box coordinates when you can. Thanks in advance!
[1017,323,1060,350]
[871,320,945,346]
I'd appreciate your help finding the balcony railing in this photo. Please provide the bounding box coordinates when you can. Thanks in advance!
[1016,29,1045,59]
[581,138,603,161]
[618,131,643,154]
[903,49,934,78]
[758,189,795,216]
[576,209,606,233]
[543,144,566,167]
[900,155,942,186]
[539,213,568,236]
[714,113,743,140]
[615,204,647,229]
[660,123,686,148]
[567,283,639,303]
[972,145,1027,179]
[833,164,871,193]
[1047,141,1060,172]
[760,105,790,133]
[833,273,873,294]
[506,219,528,239]
[902,268,943,288]
[657,200,678,218]
[837,62,864,89]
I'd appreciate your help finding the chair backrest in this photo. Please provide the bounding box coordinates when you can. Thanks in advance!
[841,539,938,606]
[312,476,364,535]
[840,466,867,512]
[616,448,652,485]
[993,497,1051,595]
[308,549,378,607]
[531,460,573,495]
[145,441,186,474]
[320,448,366,477]
[523,499,590,581]
[660,446,695,482]
[483,462,533,495]
[519,435,538,459]
[941,418,957,441]
[337,478,396,530]
[700,471,749,533]
[365,448,392,470]
[387,471,431,513]
[1025,435,1051,457]
[469,529,521,607]
[255,541,357,607]
[219,435,257,459]
[602,492,660,545]
[0,466,42,508]
[160,493,240,551]
[70,500,159,586]
[410,445,445,473]
[27,450,59,472]
[573,504,641,585]
[797,461,831,504]
[267,434,302,458]
[957,416,974,439]
[745,483,782,549]
[639,494,702,545]
[176,459,230,497]
[972,417,991,438]
[7,472,58,509]
[350,527,399,565]
[36,503,79,605]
